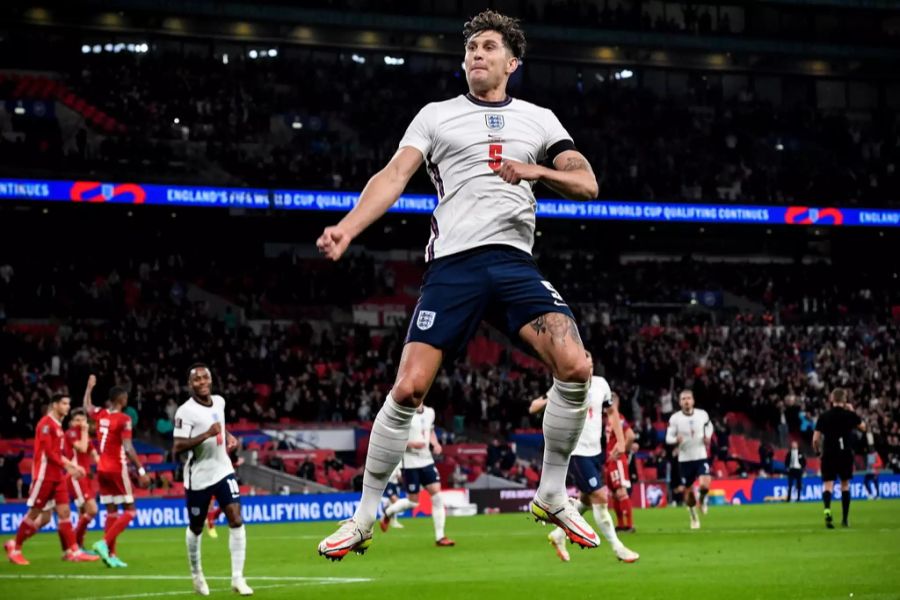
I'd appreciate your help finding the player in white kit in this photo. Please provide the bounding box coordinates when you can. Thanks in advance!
[379,404,455,546]
[173,364,252,596]
[666,390,714,529]
[317,10,599,560]
[530,375,639,563]
[380,465,406,530]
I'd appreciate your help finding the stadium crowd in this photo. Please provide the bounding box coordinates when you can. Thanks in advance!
[3,42,899,207]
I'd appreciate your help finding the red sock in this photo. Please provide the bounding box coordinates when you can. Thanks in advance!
[59,521,77,553]
[75,514,93,547]
[105,510,134,550]
[104,512,118,552]
[612,496,625,527]
[14,517,39,550]
[621,496,634,528]
[207,507,221,527]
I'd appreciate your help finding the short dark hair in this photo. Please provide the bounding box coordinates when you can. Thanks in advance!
[463,10,526,60]
[70,408,87,418]
[680,389,694,397]
[50,393,70,405]
[108,386,128,403]
[188,362,210,380]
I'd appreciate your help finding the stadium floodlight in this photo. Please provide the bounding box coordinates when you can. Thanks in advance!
[291,119,303,130]
[351,53,366,64]
[173,117,180,124]
[249,49,258,59]
[268,49,278,57]
[104,43,114,52]
[92,45,102,54]
[14,105,26,115]
[140,43,149,53]
[81,45,91,54]
[614,69,634,80]
[222,53,229,65]
[127,43,135,52]
[775,141,785,151]
[384,56,405,66]
[114,43,125,53]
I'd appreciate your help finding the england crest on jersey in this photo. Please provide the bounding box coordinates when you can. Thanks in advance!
[485,114,505,130]
[416,310,436,330]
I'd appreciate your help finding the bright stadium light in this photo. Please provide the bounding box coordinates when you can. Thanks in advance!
[775,141,785,151]
[114,43,124,53]
[104,43,113,52]
[127,43,135,52]
[14,105,26,115]
[248,49,258,59]
[351,53,366,64]
[291,119,303,130]
[268,49,278,57]
[222,53,229,65]
[81,45,91,54]
[92,44,102,53]
[139,43,149,53]
[614,69,634,80]
[384,56,405,66]
[173,117,180,124]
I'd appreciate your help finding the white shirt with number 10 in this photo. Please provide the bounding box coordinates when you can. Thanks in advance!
[173,395,234,490]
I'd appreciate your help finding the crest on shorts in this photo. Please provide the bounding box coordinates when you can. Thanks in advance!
[191,507,201,516]
[485,114,505,130]
[416,310,436,331]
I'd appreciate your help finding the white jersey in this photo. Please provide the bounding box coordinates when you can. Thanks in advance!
[666,409,713,462]
[572,376,612,457]
[402,406,436,469]
[398,94,574,261]
[173,395,235,490]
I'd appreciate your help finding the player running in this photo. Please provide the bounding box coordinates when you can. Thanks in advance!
[813,388,866,529]
[530,377,640,563]
[379,404,455,546]
[174,364,252,596]
[317,9,598,560]
[66,407,100,551]
[5,394,98,565]
[83,375,150,567]
[605,393,636,533]
[666,390,713,530]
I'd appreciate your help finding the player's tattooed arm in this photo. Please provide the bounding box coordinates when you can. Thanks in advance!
[541,149,599,200]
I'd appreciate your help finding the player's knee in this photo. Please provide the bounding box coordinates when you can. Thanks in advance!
[589,489,605,504]
[553,353,592,383]
[229,517,244,528]
[390,375,427,408]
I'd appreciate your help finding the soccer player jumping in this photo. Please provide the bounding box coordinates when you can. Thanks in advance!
[317,10,599,560]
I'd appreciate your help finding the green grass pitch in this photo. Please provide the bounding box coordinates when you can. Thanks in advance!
[2,501,899,599]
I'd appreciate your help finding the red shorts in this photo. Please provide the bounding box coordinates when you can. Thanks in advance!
[67,475,96,507]
[98,470,134,505]
[27,477,69,512]
[605,458,631,492]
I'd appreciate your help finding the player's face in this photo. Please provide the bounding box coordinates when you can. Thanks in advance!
[464,30,517,93]
[190,367,213,398]
[55,397,71,417]
[679,392,694,413]
[70,415,86,430]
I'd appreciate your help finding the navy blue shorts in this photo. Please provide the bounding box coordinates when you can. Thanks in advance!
[186,474,240,530]
[570,453,606,494]
[679,459,711,488]
[406,245,576,359]
[384,482,402,499]
[402,464,440,494]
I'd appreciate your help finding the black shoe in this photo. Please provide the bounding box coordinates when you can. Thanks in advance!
[825,512,834,529]
[841,520,849,528]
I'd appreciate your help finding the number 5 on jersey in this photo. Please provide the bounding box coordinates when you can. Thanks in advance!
[488,144,502,171]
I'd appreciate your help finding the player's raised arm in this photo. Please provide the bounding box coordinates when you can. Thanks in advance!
[83,374,97,413]
[316,146,424,261]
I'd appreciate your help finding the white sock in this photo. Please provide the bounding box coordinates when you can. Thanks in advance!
[352,394,416,530]
[431,492,446,541]
[536,379,590,506]
[185,528,202,576]
[228,525,246,580]
[385,498,417,518]
[592,503,622,549]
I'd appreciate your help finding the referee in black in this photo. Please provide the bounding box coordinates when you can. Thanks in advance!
[812,388,866,528]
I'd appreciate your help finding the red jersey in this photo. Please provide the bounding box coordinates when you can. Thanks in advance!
[33,414,67,482]
[65,425,94,473]
[605,416,632,457]
[92,408,132,473]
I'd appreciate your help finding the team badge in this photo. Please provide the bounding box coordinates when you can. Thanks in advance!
[191,507,201,516]
[416,310,436,331]
[485,114,505,130]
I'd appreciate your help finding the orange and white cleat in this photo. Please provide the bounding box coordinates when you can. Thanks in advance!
[548,528,570,562]
[435,537,455,547]
[613,543,640,563]
[530,497,600,549]
[317,519,372,561]
[63,548,101,562]
[5,540,29,565]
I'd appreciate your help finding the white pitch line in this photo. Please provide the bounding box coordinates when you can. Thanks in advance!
[72,583,294,600]
[0,574,371,583]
